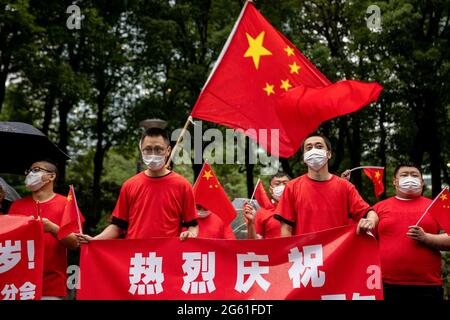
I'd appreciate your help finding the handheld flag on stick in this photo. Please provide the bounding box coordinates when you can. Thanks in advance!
[191,1,383,158]
[349,166,385,198]
[415,187,450,234]
[57,185,85,240]
[253,179,275,210]
[193,162,237,225]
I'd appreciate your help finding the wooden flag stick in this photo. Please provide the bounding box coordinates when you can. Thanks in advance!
[166,115,192,169]
[250,178,261,202]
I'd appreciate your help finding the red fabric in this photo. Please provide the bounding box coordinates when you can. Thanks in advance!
[276,175,370,235]
[191,2,382,158]
[363,168,385,198]
[57,185,85,240]
[0,215,44,300]
[195,212,236,240]
[9,194,69,297]
[112,171,197,239]
[254,180,275,210]
[427,188,450,234]
[77,225,383,300]
[193,163,237,225]
[373,196,442,285]
[255,206,280,239]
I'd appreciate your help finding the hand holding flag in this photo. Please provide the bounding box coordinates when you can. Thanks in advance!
[57,185,85,240]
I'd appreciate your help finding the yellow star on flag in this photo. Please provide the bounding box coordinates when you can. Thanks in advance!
[203,170,213,180]
[284,46,294,57]
[280,79,292,91]
[244,32,272,69]
[441,193,448,201]
[289,61,301,74]
[67,194,73,202]
[375,171,381,179]
[263,83,275,96]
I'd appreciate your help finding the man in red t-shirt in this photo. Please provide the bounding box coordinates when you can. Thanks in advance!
[187,205,235,239]
[9,160,79,300]
[244,172,291,239]
[274,133,378,236]
[77,127,198,242]
[372,163,450,300]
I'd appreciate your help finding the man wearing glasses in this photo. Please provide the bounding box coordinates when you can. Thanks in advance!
[8,160,79,300]
[77,127,198,242]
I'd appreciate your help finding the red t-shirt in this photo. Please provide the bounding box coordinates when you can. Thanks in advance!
[112,171,197,239]
[195,212,236,240]
[255,206,280,239]
[275,174,371,235]
[374,196,442,286]
[9,194,68,297]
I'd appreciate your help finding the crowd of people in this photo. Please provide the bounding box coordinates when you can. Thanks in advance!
[1,128,449,300]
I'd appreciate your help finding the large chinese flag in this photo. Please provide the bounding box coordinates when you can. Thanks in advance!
[427,188,450,234]
[191,2,383,157]
[57,185,85,240]
[193,162,237,225]
[254,179,275,210]
[363,167,385,198]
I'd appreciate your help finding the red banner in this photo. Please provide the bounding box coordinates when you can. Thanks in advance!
[78,225,383,300]
[0,215,44,300]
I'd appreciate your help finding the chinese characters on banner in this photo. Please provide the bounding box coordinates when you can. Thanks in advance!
[78,225,383,300]
[0,215,44,300]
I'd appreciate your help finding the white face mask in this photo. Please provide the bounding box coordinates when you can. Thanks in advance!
[142,154,166,171]
[303,148,328,171]
[272,185,285,201]
[398,176,422,195]
[197,209,210,219]
[25,171,47,192]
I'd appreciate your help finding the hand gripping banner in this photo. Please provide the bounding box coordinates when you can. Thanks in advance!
[78,225,383,300]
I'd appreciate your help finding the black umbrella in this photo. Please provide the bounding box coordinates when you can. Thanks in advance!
[0,122,70,175]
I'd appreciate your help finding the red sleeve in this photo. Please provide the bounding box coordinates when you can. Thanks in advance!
[182,183,198,224]
[347,182,371,222]
[255,209,264,237]
[223,224,236,240]
[276,183,296,224]
[112,183,130,222]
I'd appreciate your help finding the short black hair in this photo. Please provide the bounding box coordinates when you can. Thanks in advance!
[269,171,291,184]
[31,159,59,181]
[393,162,423,177]
[302,132,332,153]
[140,127,170,148]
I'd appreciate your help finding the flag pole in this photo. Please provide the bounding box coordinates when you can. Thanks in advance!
[70,184,84,234]
[166,115,192,169]
[349,166,384,172]
[249,178,260,202]
[415,187,448,226]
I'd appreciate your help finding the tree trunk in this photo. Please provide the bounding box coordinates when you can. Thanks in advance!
[0,69,8,114]
[349,114,362,190]
[245,137,254,198]
[42,90,55,135]
[92,90,108,225]
[378,101,387,199]
[56,99,71,191]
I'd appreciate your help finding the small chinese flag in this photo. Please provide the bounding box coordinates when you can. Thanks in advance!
[57,185,85,240]
[191,2,382,158]
[363,167,385,198]
[427,188,450,234]
[193,162,237,225]
[254,179,275,210]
